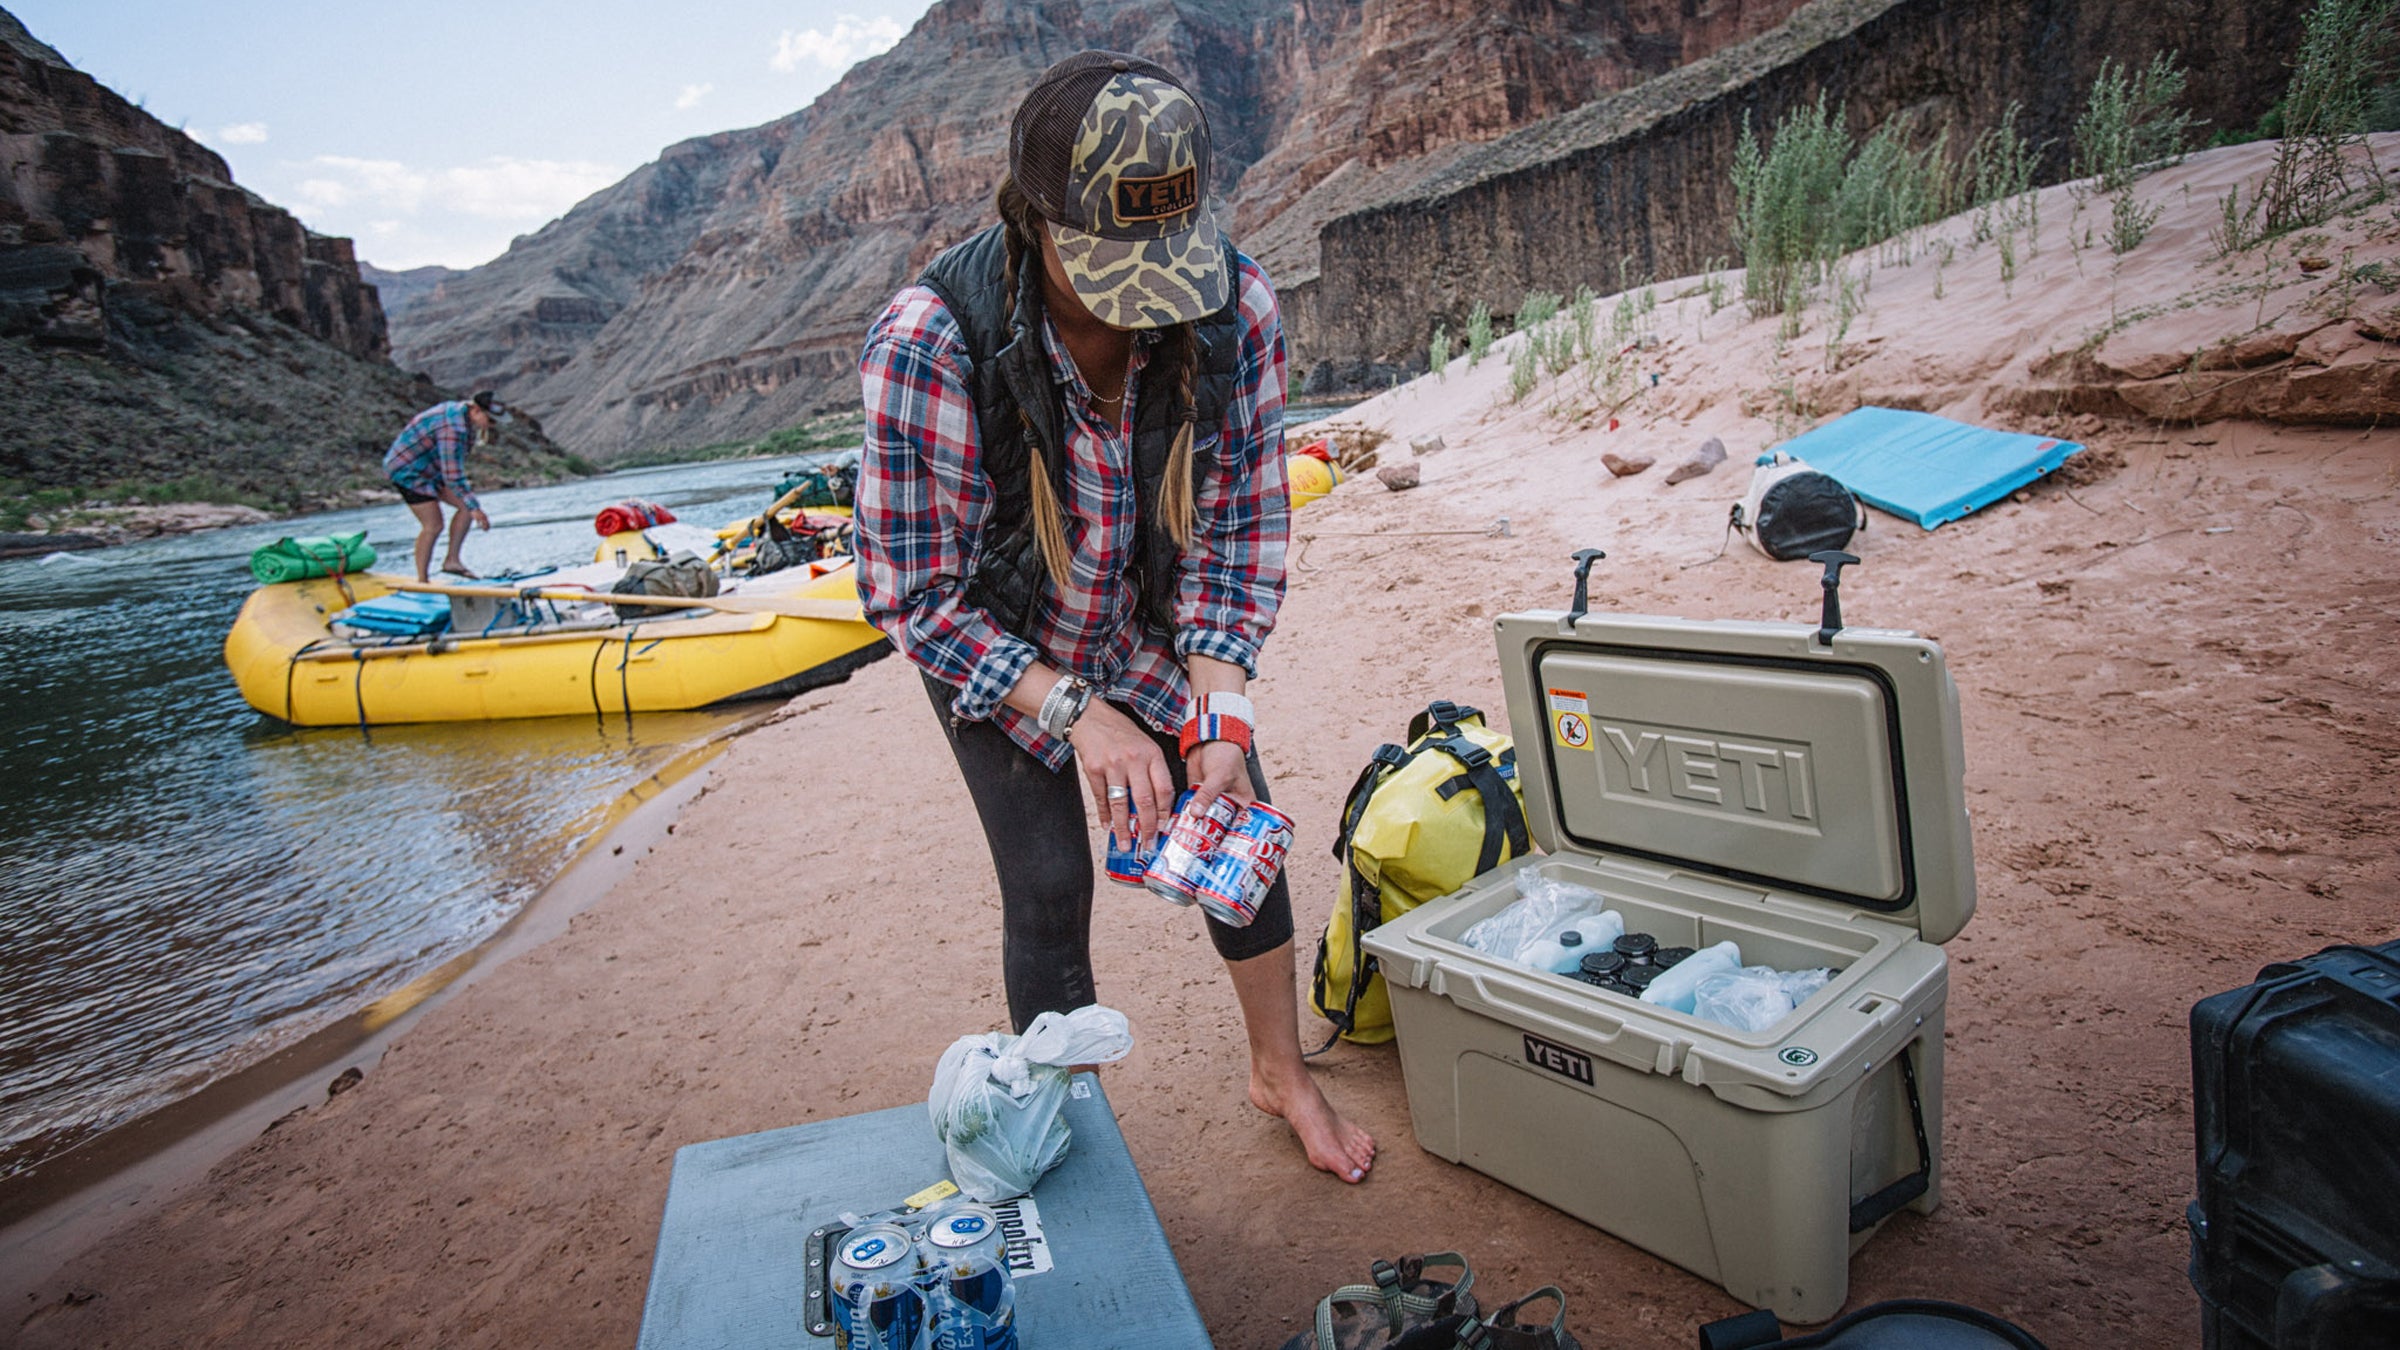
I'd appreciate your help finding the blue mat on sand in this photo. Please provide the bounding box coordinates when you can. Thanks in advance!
[1776,406,2081,530]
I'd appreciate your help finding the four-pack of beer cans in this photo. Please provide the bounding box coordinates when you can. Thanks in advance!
[831,1202,1017,1350]
[1105,790,1293,928]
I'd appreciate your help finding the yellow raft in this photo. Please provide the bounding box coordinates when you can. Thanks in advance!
[224,560,891,726]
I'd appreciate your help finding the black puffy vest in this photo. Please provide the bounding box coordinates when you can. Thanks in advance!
[916,222,1239,641]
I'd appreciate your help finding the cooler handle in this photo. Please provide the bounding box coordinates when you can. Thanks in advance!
[1847,1042,1930,1233]
[2276,1258,2400,1349]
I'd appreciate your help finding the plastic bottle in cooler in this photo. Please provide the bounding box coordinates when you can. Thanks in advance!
[1638,940,1742,1014]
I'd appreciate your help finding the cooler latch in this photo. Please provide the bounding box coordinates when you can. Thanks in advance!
[1810,550,1859,647]
[1565,548,1606,626]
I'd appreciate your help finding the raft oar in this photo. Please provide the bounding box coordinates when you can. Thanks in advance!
[380,576,864,623]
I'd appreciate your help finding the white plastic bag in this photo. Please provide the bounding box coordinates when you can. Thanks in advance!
[1778,967,1835,1005]
[928,1005,1133,1202]
[1462,871,1604,967]
[1690,966,1798,1033]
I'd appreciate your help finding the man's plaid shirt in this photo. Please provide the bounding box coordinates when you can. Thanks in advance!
[855,253,1290,770]
[382,401,481,512]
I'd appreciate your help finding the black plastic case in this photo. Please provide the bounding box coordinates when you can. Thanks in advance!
[2188,940,2400,1349]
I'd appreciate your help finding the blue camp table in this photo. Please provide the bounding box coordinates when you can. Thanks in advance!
[637,1074,1212,1348]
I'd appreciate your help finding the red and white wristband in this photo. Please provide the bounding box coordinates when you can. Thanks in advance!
[1178,691,1255,758]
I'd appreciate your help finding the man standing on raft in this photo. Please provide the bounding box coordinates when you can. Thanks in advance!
[855,50,1374,1182]
[384,390,501,582]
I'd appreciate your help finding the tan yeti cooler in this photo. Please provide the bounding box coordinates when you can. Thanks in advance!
[1360,571,1974,1324]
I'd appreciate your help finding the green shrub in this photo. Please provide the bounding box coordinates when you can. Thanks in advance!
[1428,323,1450,380]
[2256,0,2398,235]
[1465,301,1494,367]
[1507,335,1539,402]
[1733,96,2033,318]
[2073,54,2196,192]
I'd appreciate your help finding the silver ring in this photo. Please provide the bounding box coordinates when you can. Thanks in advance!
[1106,785,1130,800]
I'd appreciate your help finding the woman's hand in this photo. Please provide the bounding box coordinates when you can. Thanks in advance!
[1185,739,1255,813]
[1068,701,1176,851]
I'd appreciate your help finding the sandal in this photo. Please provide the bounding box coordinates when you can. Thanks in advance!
[1279,1252,1478,1350]
[1456,1287,1581,1350]
[440,564,481,580]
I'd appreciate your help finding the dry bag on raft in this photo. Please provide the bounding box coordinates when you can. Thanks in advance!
[1311,701,1530,1048]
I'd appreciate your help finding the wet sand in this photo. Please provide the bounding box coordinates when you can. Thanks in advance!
[11,142,2400,1349]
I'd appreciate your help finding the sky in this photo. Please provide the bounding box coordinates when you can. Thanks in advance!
[14,0,939,271]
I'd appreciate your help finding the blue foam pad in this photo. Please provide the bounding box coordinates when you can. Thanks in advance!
[1775,407,2081,530]
[333,590,452,636]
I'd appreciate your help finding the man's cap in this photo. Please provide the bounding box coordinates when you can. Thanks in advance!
[469,390,509,418]
[1010,51,1228,329]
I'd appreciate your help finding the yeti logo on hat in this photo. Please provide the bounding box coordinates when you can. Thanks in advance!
[1114,168,1198,224]
[1011,51,1229,329]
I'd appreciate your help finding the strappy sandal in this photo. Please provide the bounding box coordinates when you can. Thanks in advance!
[1278,1252,1479,1350]
[1455,1286,1582,1350]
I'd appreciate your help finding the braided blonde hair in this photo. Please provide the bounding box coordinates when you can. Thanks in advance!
[993,177,1198,591]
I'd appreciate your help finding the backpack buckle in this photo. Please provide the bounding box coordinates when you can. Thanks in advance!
[1371,743,1409,771]
[1447,741,1493,772]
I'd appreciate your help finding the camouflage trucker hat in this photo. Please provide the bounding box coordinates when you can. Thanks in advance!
[1010,50,1229,329]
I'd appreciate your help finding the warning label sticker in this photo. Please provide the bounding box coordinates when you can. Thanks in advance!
[1547,688,1593,751]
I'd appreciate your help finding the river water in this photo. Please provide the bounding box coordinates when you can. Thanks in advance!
[0,455,845,1186]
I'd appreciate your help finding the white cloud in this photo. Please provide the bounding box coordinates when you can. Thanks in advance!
[292,154,619,223]
[769,16,904,73]
[214,122,269,145]
[675,82,714,110]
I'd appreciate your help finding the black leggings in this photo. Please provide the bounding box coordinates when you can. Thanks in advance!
[922,672,1296,1031]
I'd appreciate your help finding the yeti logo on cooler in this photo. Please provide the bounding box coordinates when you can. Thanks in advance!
[1598,720,1817,822]
[1523,1032,1593,1085]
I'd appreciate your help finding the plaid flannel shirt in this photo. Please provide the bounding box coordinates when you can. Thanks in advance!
[856,252,1290,770]
[382,401,481,512]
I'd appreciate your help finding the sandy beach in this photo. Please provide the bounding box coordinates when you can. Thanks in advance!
[11,140,2400,1349]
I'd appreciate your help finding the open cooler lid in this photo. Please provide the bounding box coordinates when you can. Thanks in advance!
[1494,572,1975,944]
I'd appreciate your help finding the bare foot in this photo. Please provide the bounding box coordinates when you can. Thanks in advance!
[1250,1066,1376,1183]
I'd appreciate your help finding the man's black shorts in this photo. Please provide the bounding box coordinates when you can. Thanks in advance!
[393,480,439,505]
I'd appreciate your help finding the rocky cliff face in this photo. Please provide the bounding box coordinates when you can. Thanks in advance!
[358,262,463,323]
[1283,0,2309,388]
[0,10,387,361]
[0,8,576,514]
[391,0,1811,458]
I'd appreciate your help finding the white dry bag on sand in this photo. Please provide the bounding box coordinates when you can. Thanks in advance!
[928,1005,1133,1202]
[1730,452,1865,561]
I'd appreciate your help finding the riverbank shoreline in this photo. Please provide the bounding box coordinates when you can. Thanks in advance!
[15,146,2400,1349]
[0,731,732,1308]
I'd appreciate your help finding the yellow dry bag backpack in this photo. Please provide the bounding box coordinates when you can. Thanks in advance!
[1310,700,1531,1048]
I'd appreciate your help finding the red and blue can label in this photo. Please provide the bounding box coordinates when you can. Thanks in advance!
[1148,798,1293,927]
[1104,790,1194,888]
[1145,793,1237,906]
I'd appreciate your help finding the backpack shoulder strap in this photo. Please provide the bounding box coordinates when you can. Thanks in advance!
[1421,733,1531,874]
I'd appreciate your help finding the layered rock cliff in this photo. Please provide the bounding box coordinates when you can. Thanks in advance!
[391,0,1811,457]
[393,0,2306,457]
[0,8,576,515]
[1282,0,2308,388]
[0,12,386,361]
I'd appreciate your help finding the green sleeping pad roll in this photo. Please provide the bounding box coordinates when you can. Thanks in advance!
[250,532,376,584]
